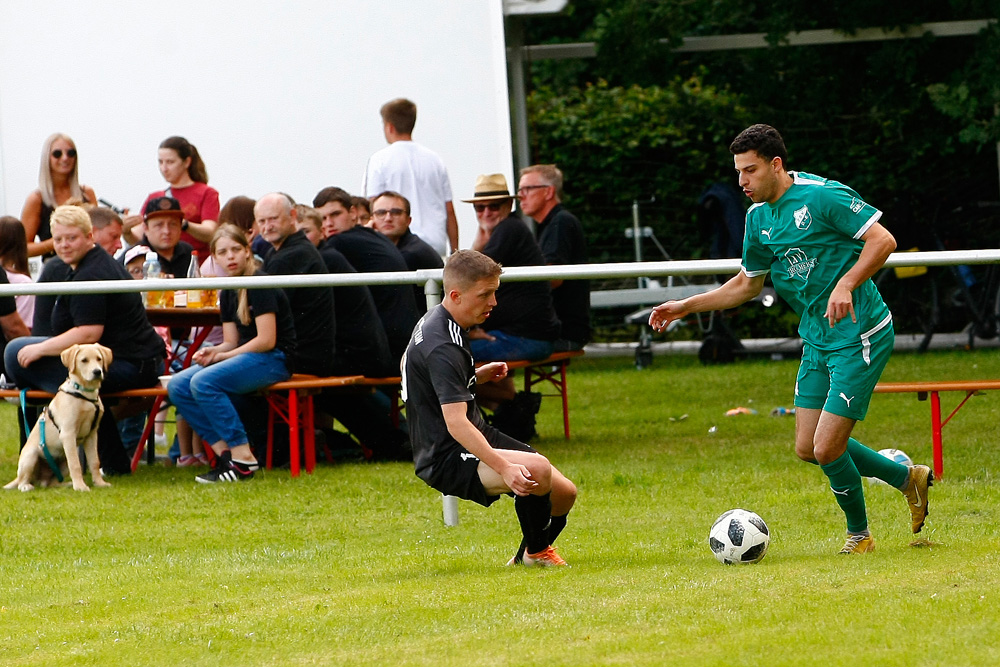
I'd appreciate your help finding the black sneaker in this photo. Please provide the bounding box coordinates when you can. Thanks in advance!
[195,452,256,483]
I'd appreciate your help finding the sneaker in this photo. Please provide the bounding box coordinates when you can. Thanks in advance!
[522,545,567,567]
[505,539,528,566]
[195,452,256,483]
[901,464,933,533]
[839,533,875,555]
[176,455,198,467]
[194,453,210,466]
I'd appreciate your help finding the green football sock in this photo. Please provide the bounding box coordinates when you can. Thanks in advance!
[847,438,909,489]
[820,450,868,533]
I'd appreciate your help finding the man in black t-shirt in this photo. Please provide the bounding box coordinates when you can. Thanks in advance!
[403,250,576,567]
[257,193,337,376]
[518,164,591,350]
[466,174,559,362]
[319,187,418,365]
[4,206,165,473]
[369,190,444,315]
[137,197,194,278]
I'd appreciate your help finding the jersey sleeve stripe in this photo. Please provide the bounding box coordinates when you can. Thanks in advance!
[448,320,462,346]
[852,210,883,240]
[742,266,770,278]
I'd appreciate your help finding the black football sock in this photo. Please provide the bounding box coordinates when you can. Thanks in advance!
[514,492,552,555]
[548,513,568,545]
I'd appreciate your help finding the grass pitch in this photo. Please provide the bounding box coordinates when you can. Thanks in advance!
[0,348,998,666]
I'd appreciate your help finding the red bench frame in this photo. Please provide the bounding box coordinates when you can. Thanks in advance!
[873,379,1000,478]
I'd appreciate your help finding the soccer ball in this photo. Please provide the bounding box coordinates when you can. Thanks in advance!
[865,448,913,486]
[709,509,770,565]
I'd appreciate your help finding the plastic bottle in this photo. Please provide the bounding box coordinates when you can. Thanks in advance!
[185,252,203,308]
[143,252,163,307]
[770,407,796,417]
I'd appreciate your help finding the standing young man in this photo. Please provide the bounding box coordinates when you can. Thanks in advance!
[649,124,932,555]
[402,250,576,567]
[362,98,458,256]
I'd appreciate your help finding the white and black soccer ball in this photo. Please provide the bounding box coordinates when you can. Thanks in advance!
[865,448,913,486]
[709,509,770,565]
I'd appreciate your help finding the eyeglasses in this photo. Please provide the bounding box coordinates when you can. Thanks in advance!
[372,208,407,219]
[51,149,77,159]
[473,202,504,213]
[516,184,549,195]
[127,266,145,277]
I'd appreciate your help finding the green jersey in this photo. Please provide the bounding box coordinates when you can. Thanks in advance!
[741,171,892,351]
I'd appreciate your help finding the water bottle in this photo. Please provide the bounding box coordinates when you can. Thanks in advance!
[143,252,163,307]
[185,252,203,308]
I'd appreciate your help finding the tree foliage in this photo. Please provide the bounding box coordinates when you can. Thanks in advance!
[523,1,1000,255]
[528,75,751,261]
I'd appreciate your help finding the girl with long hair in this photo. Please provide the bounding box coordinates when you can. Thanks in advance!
[166,224,297,483]
[123,136,220,257]
[0,216,35,326]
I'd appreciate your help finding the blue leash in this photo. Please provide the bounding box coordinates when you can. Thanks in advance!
[20,389,64,483]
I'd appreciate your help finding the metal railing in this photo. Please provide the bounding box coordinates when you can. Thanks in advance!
[3,249,999,298]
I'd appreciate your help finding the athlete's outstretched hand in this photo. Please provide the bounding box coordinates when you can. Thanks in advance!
[503,463,539,496]
[824,284,856,327]
[476,361,508,384]
[648,300,688,333]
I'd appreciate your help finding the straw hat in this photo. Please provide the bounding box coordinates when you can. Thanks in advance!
[462,173,515,203]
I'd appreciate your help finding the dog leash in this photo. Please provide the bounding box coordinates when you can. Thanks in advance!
[20,389,64,483]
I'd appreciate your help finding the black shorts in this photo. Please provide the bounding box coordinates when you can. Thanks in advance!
[426,424,536,507]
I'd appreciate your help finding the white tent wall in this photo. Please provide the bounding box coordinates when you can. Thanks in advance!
[0,0,512,249]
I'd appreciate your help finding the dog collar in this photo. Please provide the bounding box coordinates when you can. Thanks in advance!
[68,381,99,396]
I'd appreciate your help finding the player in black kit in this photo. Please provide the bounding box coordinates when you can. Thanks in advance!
[402,250,577,567]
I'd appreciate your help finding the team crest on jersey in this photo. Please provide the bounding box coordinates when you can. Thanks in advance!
[793,205,812,230]
[785,247,817,282]
[850,197,865,214]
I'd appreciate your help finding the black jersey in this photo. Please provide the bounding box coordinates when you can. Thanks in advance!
[402,304,487,487]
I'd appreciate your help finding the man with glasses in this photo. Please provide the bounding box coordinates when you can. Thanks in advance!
[370,191,443,314]
[518,165,591,351]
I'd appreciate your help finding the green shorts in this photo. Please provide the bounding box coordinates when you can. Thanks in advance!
[794,325,894,421]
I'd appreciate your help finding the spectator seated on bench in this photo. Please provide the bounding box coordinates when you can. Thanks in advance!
[4,205,165,475]
[463,174,561,440]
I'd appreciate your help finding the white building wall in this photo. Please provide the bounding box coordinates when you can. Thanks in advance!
[0,0,512,249]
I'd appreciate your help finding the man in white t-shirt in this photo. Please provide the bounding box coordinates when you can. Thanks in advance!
[362,98,458,256]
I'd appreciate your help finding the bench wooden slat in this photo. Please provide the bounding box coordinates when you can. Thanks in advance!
[874,380,1000,393]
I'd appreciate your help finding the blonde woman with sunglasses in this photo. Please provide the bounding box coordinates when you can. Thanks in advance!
[20,133,97,258]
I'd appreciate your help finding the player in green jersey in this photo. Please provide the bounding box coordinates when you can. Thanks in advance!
[649,124,933,555]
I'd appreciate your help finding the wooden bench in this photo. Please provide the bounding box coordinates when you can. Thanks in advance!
[496,349,585,439]
[873,379,1000,478]
[2,376,368,478]
[260,374,365,476]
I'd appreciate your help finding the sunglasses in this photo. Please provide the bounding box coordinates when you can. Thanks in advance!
[51,149,77,159]
[473,202,504,213]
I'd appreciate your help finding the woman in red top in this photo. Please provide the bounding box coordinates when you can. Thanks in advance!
[124,136,220,258]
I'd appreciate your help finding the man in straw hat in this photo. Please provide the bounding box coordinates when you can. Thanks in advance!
[464,174,560,443]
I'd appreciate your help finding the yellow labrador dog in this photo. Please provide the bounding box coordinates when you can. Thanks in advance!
[4,343,113,492]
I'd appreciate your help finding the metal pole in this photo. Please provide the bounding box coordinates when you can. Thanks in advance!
[632,200,644,289]
[507,15,531,175]
[424,278,459,527]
